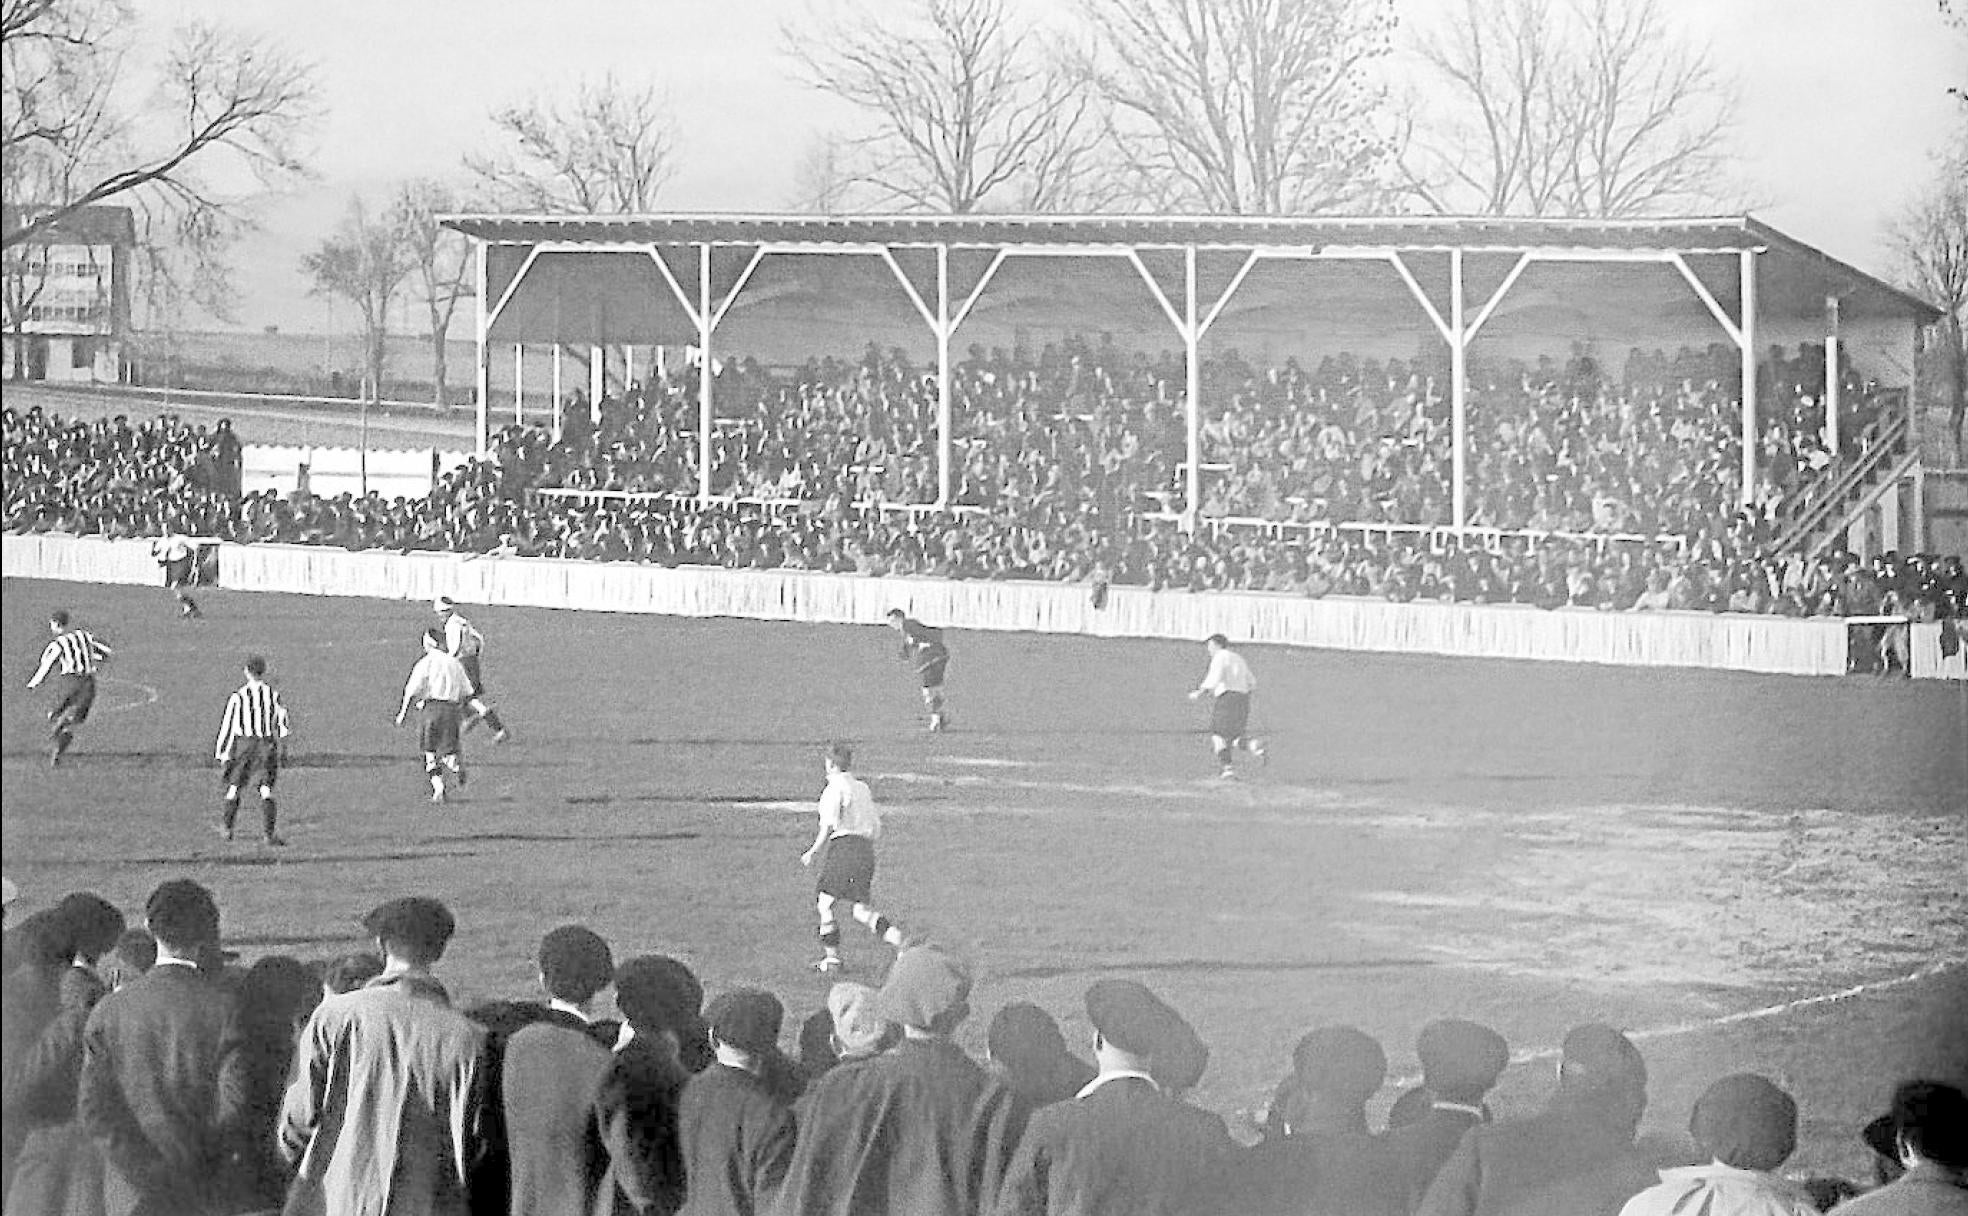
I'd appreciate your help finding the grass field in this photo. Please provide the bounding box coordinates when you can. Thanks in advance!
[3,576,1964,1185]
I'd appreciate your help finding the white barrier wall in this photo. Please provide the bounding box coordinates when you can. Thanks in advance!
[1911,622,1968,680]
[6,533,1888,677]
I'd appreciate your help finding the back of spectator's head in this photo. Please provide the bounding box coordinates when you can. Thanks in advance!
[875,944,972,1034]
[1690,1074,1797,1171]
[102,928,155,989]
[1417,1018,1511,1105]
[1086,980,1170,1059]
[1149,1013,1211,1097]
[1559,1023,1646,1096]
[615,955,703,1041]
[45,892,126,963]
[241,955,322,1034]
[1874,1080,1968,1169]
[145,879,219,952]
[535,925,614,1004]
[798,1009,839,1079]
[320,951,384,995]
[361,896,454,965]
[1386,1085,1433,1130]
[1292,1026,1387,1105]
[706,989,784,1057]
[988,1002,1071,1075]
[828,980,895,1058]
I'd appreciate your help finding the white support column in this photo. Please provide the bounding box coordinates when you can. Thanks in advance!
[624,344,636,391]
[937,244,953,508]
[1825,295,1841,456]
[589,345,603,426]
[551,344,564,441]
[1184,245,1201,532]
[698,243,713,500]
[1740,250,1759,509]
[1451,248,1467,531]
[473,241,489,459]
[513,344,524,426]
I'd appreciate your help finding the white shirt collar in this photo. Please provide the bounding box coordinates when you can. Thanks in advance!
[1077,1069,1159,1100]
[549,998,594,1024]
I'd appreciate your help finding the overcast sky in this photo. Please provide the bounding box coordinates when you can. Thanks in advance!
[143,0,1964,334]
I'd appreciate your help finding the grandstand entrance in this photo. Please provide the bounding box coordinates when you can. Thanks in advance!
[441,214,1935,545]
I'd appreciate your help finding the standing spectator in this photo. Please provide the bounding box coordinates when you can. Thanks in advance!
[77,880,247,1216]
[595,955,697,1216]
[1238,1025,1404,1216]
[279,897,488,1216]
[774,945,1024,1216]
[1416,1024,1655,1216]
[986,1003,1096,1112]
[98,931,155,995]
[230,955,321,1213]
[1830,1081,1968,1214]
[1618,1073,1817,1216]
[678,990,798,1216]
[1382,1019,1512,1211]
[503,925,619,1216]
[993,980,1228,1216]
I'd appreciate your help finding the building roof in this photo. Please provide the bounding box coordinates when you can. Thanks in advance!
[1,204,137,247]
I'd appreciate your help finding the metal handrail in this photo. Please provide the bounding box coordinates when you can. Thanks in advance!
[1773,410,1909,554]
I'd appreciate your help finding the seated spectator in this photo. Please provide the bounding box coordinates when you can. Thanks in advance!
[1384,1018,1512,1211]
[1618,1073,1817,1215]
[1830,1081,1968,1214]
[986,1002,1096,1111]
[1241,1025,1405,1216]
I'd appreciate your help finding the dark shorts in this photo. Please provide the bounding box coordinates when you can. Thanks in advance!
[223,738,280,790]
[1210,691,1251,740]
[460,655,486,696]
[916,652,949,690]
[817,834,877,903]
[162,556,194,589]
[419,701,464,756]
[50,674,96,726]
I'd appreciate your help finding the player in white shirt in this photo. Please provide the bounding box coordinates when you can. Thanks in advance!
[799,742,912,973]
[397,629,475,802]
[151,534,203,618]
[433,597,510,741]
[1187,633,1268,779]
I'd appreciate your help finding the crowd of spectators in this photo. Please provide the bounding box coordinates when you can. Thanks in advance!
[4,335,1961,630]
[3,879,1961,1215]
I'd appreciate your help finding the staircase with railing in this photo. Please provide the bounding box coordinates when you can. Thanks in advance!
[1770,389,1917,559]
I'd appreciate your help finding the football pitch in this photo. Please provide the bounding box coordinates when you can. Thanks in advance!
[3,576,1963,1179]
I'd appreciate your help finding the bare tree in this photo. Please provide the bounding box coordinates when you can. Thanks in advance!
[0,236,54,379]
[1073,0,1397,215]
[788,132,854,214]
[1887,129,1968,463]
[465,75,677,213]
[1401,0,1739,217]
[1,3,317,247]
[785,0,1098,213]
[391,178,474,407]
[301,195,413,404]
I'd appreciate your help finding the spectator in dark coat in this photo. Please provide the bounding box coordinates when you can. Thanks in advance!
[504,925,620,1216]
[78,880,249,1216]
[1416,1023,1655,1216]
[1382,1019,1512,1211]
[677,990,797,1216]
[1237,1025,1405,1216]
[773,945,1025,1216]
[1829,1081,1968,1215]
[987,1003,1096,1113]
[228,955,320,1214]
[595,955,696,1216]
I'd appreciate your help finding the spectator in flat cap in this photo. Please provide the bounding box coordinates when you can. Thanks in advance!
[4,893,124,1216]
[829,979,898,1064]
[1830,1080,1968,1215]
[678,989,798,1216]
[504,925,621,1216]
[994,979,1230,1216]
[278,895,486,1216]
[1618,1073,1817,1216]
[1384,1019,1512,1209]
[1417,1023,1655,1216]
[776,945,1024,1216]
[1238,1025,1405,1216]
[77,879,249,1216]
[988,1002,1096,1111]
[1146,1000,1238,1158]
[595,956,699,1216]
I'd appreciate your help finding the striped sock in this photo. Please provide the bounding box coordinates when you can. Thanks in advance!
[852,904,908,947]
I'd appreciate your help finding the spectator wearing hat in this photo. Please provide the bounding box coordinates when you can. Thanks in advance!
[1618,1073,1817,1216]
[775,945,1024,1216]
[1417,1023,1656,1216]
[677,989,798,1216]
[595,956,699,1216]
[4,893,124,1216]
[1830,1081,1968,1215]
[987,1002,1096,1112]
[1238,1025,1405,1216]
[1146,1008,1237,1155]
[826,980,898,1067]
[503,925,620,1216]
[994,979,1230,1216]
[77,880,248,1216]
[279,896,487,1216]
[1383,1019,1512,1210]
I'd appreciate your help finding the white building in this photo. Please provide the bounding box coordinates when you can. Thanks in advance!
[1,204,134,384]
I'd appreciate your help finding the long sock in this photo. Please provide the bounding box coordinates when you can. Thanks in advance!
[220,796,240,832]
[261,797,278,838]
[1214,743,1232,767]
[480,707,507,734]
[51,727,72,757]
[851,904,908,947]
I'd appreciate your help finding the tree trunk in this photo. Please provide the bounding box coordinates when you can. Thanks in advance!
[430,329,448,408]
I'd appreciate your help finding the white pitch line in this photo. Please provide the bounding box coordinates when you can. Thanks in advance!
[96,676,160,715]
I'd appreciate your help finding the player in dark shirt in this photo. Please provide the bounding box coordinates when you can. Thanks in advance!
[886,609,952,732]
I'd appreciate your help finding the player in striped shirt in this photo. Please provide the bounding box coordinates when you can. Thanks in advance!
[433,597,510,741]
[25,610,113,767]
[886,609,953,731]
[215,655,291,846]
